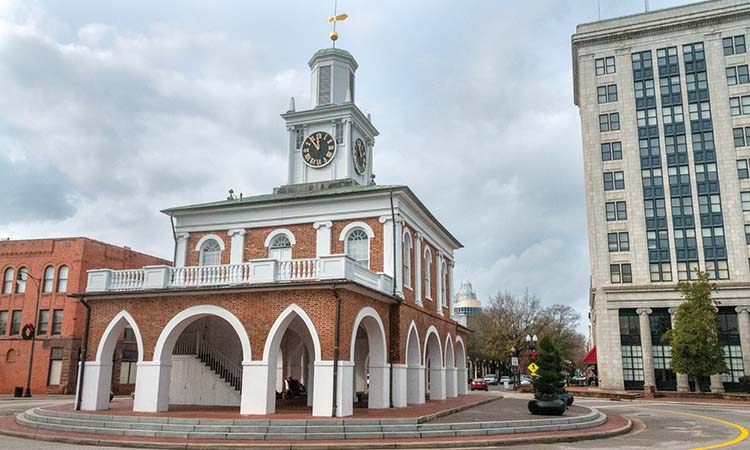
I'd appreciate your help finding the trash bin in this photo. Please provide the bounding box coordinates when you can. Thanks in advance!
[503,380,510,390]
[13,387,23,397]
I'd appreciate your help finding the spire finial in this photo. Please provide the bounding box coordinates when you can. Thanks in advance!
[328,0,348,48]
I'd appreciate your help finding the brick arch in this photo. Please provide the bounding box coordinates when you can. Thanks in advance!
[95,310,144,363]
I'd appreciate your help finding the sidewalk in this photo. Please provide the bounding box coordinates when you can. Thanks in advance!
[566,386,750,403]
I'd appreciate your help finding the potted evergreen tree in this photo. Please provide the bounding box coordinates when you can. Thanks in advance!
[527,335,567,415]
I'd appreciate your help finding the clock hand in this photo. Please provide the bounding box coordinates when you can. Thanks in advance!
[311,136,321,150]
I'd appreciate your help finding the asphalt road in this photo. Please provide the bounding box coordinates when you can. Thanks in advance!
[2,394,750,449]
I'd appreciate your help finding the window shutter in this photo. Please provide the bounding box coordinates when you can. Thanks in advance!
[318,66,331,105]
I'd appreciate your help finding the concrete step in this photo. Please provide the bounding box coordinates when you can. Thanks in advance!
[18,407,607,440]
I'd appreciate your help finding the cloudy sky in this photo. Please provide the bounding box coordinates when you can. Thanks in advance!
[0,0,697,330]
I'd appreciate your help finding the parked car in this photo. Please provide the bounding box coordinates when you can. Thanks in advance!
[520,374,533,386]
[499,376,511,385]
[484,374,499,385]
[471,378,489,391]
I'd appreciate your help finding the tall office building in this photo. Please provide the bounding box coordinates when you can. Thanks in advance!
[573,0,750,392]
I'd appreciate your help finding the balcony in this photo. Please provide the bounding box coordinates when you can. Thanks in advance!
[85,255,395,296]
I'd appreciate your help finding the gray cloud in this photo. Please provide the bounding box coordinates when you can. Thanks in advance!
[0,0,697,332]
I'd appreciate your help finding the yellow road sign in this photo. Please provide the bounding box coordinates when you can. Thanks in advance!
[527,362,539,374]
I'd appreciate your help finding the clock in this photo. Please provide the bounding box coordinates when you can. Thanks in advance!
[353,138,367,175]
[301,131,336,168]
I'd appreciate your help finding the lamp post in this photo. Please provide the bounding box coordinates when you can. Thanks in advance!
[510,345,519,389]
[18,269,42,398]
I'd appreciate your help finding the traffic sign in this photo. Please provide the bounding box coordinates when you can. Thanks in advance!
[511,357,519,367]
[527,362,539,375]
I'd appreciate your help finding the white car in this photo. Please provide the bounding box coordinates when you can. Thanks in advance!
[520,374,533,386]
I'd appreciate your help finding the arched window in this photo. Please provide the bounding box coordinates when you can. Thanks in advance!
[57,266,69,293]
[346,229,370,268]
[424,249,432,299]
[16,267,27,294]
[2,268,13,294]
[403,233,412,289]
[43,266,55,293]
[269,235,292,261]
[199,240,222,266]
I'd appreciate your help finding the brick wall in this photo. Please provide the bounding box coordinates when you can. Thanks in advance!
[0,237,167,394]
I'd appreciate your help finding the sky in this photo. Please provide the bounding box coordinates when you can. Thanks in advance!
[0,0,699,333]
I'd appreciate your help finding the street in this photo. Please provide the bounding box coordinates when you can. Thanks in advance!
[2,394,750,449]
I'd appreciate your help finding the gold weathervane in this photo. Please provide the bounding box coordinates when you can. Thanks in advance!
[328,0,348,47]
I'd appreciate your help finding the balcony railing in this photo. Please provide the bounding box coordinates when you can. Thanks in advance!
[85,255,394,296]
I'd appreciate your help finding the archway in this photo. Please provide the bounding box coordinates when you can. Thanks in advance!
[455,336,468,394]
[134,305,251,413]
[259,304,325,415]
[350,307,388,409]
[424,326,445,401]
[445,335,457,398]
[405,321,424,404]
[80,310,143,411]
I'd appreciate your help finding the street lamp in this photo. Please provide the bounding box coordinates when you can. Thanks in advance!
[17,269,42,398]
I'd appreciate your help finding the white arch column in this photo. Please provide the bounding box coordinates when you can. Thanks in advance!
[456,337,468,395]
[445,338,457,398]
[349,307,389,410]
[425,328,445,401]
[80,311,144,411]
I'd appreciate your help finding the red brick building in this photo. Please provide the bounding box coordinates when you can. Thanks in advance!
[0,238,168,394]
[77,47,470,417]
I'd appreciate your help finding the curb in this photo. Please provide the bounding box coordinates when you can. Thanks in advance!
[0,413,632,449]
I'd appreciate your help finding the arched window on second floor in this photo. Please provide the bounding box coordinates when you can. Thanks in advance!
[424,248,432,299]
[43,266,55,293]
[269,235,292,261]
[346,228,370,268]
[199,239,222,266]
[403,232,412,289]
[440,260,448,308]
[2,268,14,294]
[16,267,27,294]
[57,266,69,293]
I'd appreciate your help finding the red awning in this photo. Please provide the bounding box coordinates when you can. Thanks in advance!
[582,346,597,365]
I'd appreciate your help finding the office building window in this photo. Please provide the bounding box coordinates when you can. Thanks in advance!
[688,101,711,122]
[662,105,684,124]
[733,127,750,147]
[605,201,628,221]
[702,226,726,249]
[698,194,722,215]
[604,171,625,191]
[685,72,707,92]
[610,264,632,284]
[595,56,616,75]
[599,112,620,132]
[56,266,68,293]
[597,84,618,103]
[671,196,693,217]
[650,262,673,282]
[738,159,749,179]
[0,311,6,335]
[37,310,49,336]
[637,108,658,127]
[677,261,700,281]
[16,267,27,294]
[608,232,630,252]
[2,268,13,294]
[601,142,622,161]
[48,347,63,386]
[730,96,750,116]
[10,311,21,335]
[742,191,750,211]
[119,349,138,385]
[43,266,54,293]
[727,65,750,85]
[723,35,747,56]
[51,310,63,335]
[706,260,730,280]
[665,135,687,156]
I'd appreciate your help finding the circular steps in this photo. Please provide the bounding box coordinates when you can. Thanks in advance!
[18,406,607,441]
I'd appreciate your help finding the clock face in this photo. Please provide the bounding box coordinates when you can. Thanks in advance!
[353,138,367,175]
[302,131,336,168]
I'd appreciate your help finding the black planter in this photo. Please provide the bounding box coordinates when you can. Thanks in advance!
[527,398,566,416]
[559,392,574,406]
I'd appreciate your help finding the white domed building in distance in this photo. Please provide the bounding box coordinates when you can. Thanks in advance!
[453,280,483,325]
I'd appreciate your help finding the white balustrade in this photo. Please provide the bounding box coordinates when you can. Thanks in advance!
[88,255,395,296]
[276,258,320,281]
[110,269,146,291]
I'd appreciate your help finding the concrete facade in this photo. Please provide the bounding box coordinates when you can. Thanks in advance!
[573,0,750,391]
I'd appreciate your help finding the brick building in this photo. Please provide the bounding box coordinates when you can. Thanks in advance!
[0,237,168,395]
[77,46,470,417]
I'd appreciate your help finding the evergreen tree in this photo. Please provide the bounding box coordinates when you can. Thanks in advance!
[667,272,727,393]
[533,335,565,401]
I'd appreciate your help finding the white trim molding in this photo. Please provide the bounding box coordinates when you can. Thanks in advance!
[264,228,297,247]
[338,221,375,241]
[194,234,226,251]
